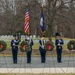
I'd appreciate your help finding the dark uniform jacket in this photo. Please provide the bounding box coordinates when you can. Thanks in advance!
[55,39,64,50]
[29,39,34,52]
[11,39,19,50]
[39,39,46,52]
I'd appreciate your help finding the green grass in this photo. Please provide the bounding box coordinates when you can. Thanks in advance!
[4,37,73,50]
[42,37,72,40]
[63,44,67,50]
[6,42,40,49]
[7,42,11,48]
[6,42,67,50]
[33,42,39,49]
[0,73,75,75]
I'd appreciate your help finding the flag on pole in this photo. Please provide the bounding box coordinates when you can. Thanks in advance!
[24,6,30,34]
[40,7,45,36]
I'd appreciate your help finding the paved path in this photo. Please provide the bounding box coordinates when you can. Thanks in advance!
[0,56,75,73]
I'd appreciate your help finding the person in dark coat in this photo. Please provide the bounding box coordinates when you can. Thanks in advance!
[11,35,19,64]
[26,35,34,63]
[55,33,64,63]
[39,36,46,63]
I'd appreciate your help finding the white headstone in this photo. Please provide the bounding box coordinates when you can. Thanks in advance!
[33,35,36,39]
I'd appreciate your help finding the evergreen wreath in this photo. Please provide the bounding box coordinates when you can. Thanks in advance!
[0,40,7,52]
[67,40,75,50]
[20,41,30,52]
[45,41,54,51]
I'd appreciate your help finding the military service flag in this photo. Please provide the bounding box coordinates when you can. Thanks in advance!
[40,7,45,36]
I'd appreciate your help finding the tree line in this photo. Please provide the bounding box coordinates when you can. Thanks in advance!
[0,0,75,38]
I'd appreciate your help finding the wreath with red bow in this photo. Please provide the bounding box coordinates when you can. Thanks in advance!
[45,41,54,51]
[0,40,7,52]
[20,41,30,52]
[67,40,75,50]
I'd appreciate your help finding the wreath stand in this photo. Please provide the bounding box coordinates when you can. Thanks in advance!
[44,40,57,73]
[20,41,30,52]
[66,50,75,73]
[20,40,34,73]
[0,40,8,72]
[66,40,75,73]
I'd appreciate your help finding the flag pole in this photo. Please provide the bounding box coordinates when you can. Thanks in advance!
[42,4,44,12]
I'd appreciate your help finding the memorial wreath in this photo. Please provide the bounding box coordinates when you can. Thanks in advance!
[45,41,54,51]
[67,40,75,50]
[20,41,30,52]
[0,40,7,52]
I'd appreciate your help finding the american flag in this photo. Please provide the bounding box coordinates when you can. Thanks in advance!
[24,6,30,34]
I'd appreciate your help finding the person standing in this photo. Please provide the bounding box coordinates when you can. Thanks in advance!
[39,36,46,63]
[11,35,19,64]
[26,34,34,63]
[55,33,64,63]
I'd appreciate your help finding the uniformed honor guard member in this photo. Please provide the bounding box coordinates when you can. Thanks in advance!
[55,33,64,63]
[26,34,34,63]
[11,35,19,64]
[39,36,46,63]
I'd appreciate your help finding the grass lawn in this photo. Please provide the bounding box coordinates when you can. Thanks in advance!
[2,37,72,50]
[32,37,72,40]
[7,42,40,49]
[0,73,75,75]
[7,42,11,49]
[6,41,67,50]
[2,40,69,57]
[2,37,72,56]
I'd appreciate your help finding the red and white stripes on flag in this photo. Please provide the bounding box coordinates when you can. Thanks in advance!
[24,6,30,33]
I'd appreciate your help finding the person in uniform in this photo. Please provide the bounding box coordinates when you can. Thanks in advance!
[39,36,46,63]
[11,35,19,64]
[55,33,64,63]
[26,34,34,63]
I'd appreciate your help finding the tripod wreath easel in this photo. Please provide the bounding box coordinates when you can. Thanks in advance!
[66,40,75,73]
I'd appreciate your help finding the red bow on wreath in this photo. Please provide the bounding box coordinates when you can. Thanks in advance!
[0,44,3,48]
[47,44,52,51]
[23,45,27,50]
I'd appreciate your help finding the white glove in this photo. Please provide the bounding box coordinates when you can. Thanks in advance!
[13,43,15,46]
[41,45,44,49]
[59,39,62,42]
[58,43,60,46]
[14,40,16,42]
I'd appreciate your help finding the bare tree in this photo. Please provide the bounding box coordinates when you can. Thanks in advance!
[0,0,75,39]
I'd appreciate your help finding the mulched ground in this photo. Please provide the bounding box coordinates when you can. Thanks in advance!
[0,48,75,56]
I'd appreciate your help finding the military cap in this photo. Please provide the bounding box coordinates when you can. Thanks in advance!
[55,32,61,36]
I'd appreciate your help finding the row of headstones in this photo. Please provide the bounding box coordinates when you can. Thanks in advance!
[0,35,37,39]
